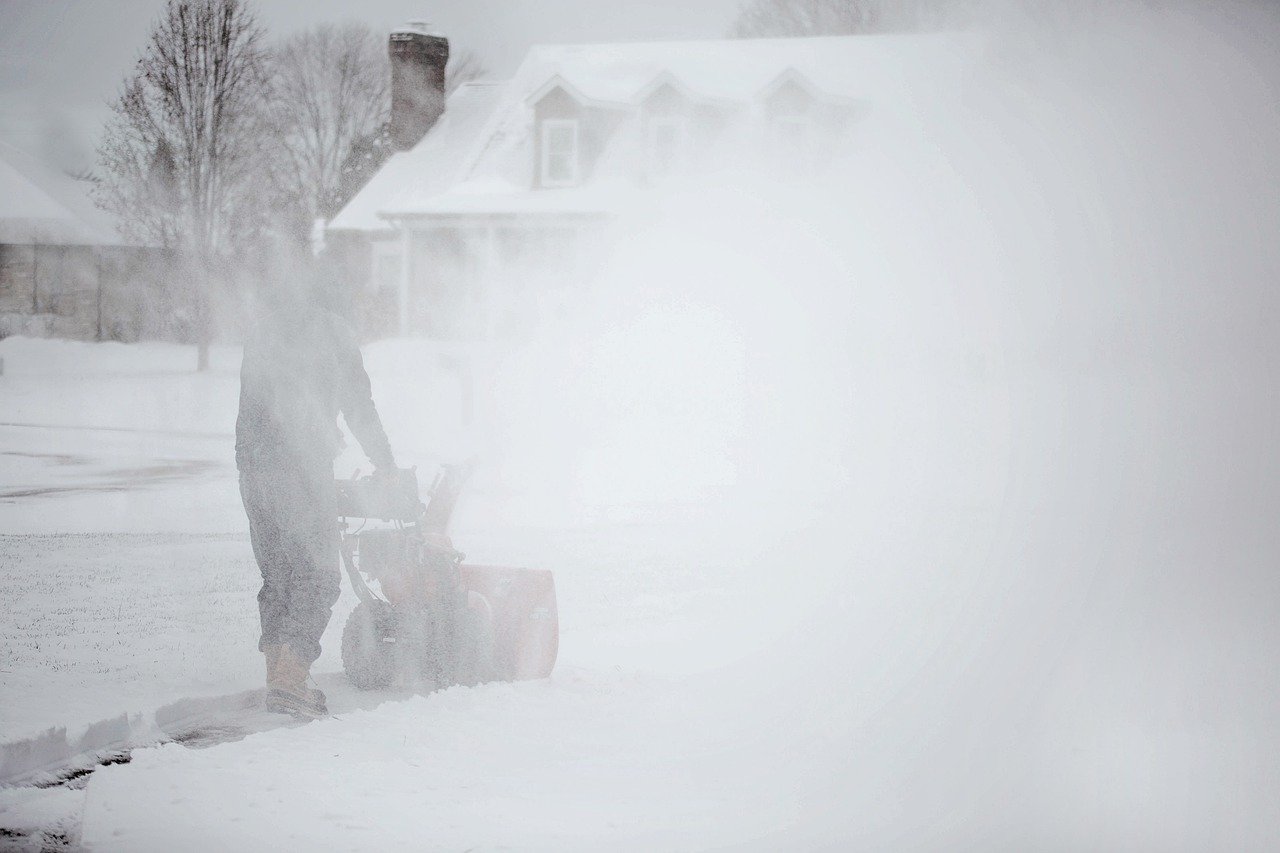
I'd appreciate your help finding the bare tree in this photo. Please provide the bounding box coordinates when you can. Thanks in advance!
[729,0,1139,36]
[733,0,881,35]
[265,22,388,238]
[97,0,270,370]
[267,25,489,233]
[730,0,961,36]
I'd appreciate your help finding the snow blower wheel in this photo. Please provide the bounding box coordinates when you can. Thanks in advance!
[340,600,397,690]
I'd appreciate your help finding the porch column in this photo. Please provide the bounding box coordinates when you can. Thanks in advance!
[398,225,412,336]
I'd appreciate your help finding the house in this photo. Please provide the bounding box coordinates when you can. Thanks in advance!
[329,30,974,340]
[0,141,168,341]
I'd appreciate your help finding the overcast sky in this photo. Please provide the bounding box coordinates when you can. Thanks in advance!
[0,0,742,166]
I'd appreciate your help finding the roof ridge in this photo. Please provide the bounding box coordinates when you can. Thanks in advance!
[522,31,957,53]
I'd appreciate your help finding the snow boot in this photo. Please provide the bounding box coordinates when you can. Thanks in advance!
[266,643,328,719]
[263,643,282,685]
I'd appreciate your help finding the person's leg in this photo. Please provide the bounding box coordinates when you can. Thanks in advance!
[253,466,337,717]
[240,471,291,672]
[244,466,335,717]
[276,467,340,668]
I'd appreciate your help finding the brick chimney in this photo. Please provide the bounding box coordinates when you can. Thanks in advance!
[389,22,449,152]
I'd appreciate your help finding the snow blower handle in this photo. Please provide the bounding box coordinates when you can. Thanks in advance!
[420,456,477,536]
[334,468,423,521]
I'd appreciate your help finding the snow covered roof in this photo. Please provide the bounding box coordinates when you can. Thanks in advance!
[339,33,981,224]
[393,20,445,39]
[329,82,507,232]
[0,142,125,246]
[510,33,958,107]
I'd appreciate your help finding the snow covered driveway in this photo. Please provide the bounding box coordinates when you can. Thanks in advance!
[0,533,257,741]
[0,340,251,748]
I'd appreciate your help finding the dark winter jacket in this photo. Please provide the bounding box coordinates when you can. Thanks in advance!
[235,304,394,474]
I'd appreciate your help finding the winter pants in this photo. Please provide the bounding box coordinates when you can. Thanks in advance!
[239,466,338,667]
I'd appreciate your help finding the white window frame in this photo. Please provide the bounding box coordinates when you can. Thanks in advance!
[540,119,580,188]
[645,116,689,183]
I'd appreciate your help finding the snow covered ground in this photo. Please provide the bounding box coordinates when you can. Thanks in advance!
[1,332,1277,850]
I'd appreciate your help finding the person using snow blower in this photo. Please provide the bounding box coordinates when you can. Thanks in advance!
[236,253,397,719]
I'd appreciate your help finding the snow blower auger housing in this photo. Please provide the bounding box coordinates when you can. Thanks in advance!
[335,463,558,691]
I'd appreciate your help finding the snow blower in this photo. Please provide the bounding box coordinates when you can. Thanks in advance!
[335,462,558,690]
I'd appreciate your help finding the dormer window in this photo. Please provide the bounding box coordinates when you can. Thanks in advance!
[540,119,580,187]
[645,117,688,183]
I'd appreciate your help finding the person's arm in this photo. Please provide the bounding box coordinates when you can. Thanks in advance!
[334,322,396,472]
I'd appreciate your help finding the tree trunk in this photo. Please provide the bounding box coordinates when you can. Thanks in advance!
[194,263,211,372]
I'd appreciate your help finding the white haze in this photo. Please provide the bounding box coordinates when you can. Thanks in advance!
[4,1,1279,847]
[434,2,1280,846]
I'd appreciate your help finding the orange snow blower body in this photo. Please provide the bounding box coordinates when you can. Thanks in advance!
[335,463,557,689]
